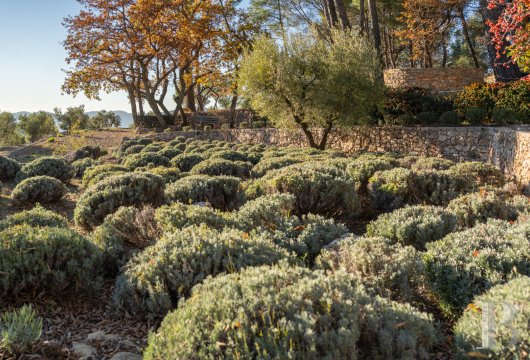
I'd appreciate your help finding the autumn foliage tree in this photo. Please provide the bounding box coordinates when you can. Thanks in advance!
[398,0,486,68]
[62,0,235,128]
[487,0,530,75]
[398,0,451,67]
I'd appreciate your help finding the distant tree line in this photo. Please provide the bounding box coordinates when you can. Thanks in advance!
[61,0,526,133]
[53,106,121,134]
[0,107,121,146]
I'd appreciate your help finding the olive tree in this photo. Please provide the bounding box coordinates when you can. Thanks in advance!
[53,105,90,134]
[0,112,24,146]
[239,28,383,149]
[88,110,121,129]
[18,112,57,142]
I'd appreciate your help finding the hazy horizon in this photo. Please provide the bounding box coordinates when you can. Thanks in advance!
[0,1,132,113]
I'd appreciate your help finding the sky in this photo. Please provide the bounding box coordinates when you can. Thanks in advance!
[0,0,131,113]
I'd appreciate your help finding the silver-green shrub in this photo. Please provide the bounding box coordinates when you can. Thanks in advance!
[230,194,296,230]
[11,176,66,205]
[144,166,183,184]
[253,214,348,265]
[124,144,144,155]
[251,156,302,178]
[182,137,196,144]
[165,137,186,148]
[258,162,360,217]
[284,147,325,157]
[75,172,165,230]
[360,295,439,360]
[413,170,470,205]
[249,143,266,152]
[212,140,230,148]
[136,138,154,145]
[70,144,107,161]
[0,204,68,231]
[241,178,266,200]
[0,305,42,354]
[449,161,504,188]
[366,205,458,250]
[0,225,101,299]
[144,264,438,360]
[346,158,395,192]
[144,264,361,359]
[208,149,251,163]
[16,156,73,183]
[396,155,419,169]
[454,276,530,359]
[141,143,164,153]
[170,153,205,171]
[317,236,424,302]
[191,142,216,151]
[71,157,97,177]
[355,152,399,162]
[166,141,187,152]
[0,156,21,181]
[178,194,348,265]
[116,138,153,156]
[324,149,347,158]
[122,152,170,169]
[261,148,288,159]
[81,164,128,188]
[182,143,202,153]
[424,220,530,318]
[447,189,520,228]
[111,226,299,319]
[235,143,252,152]
[323,157,353,170]
[509,194,530,216]
[165,175,243,211]
[155,202,227,234]
[157,148,181,160]
[368,167,415,211]
[246,151,263,165]
[91,206,160,273]
[411,157,455,171]
[190,158,251,178]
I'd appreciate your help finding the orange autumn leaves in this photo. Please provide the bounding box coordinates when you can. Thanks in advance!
[397,0,467,66]
[62,0,236,101]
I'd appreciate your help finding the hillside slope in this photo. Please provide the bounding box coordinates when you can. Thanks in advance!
[0,129,135,163]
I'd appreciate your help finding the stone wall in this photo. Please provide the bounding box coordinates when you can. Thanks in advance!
[139,126,530,186]
[384,68,486,93]
[135,109,259,133]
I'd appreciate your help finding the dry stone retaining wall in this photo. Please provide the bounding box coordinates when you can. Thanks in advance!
[139,126,530,186]
[383,68,486,93]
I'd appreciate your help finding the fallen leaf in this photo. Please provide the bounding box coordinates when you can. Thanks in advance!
[466,303,482,313]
